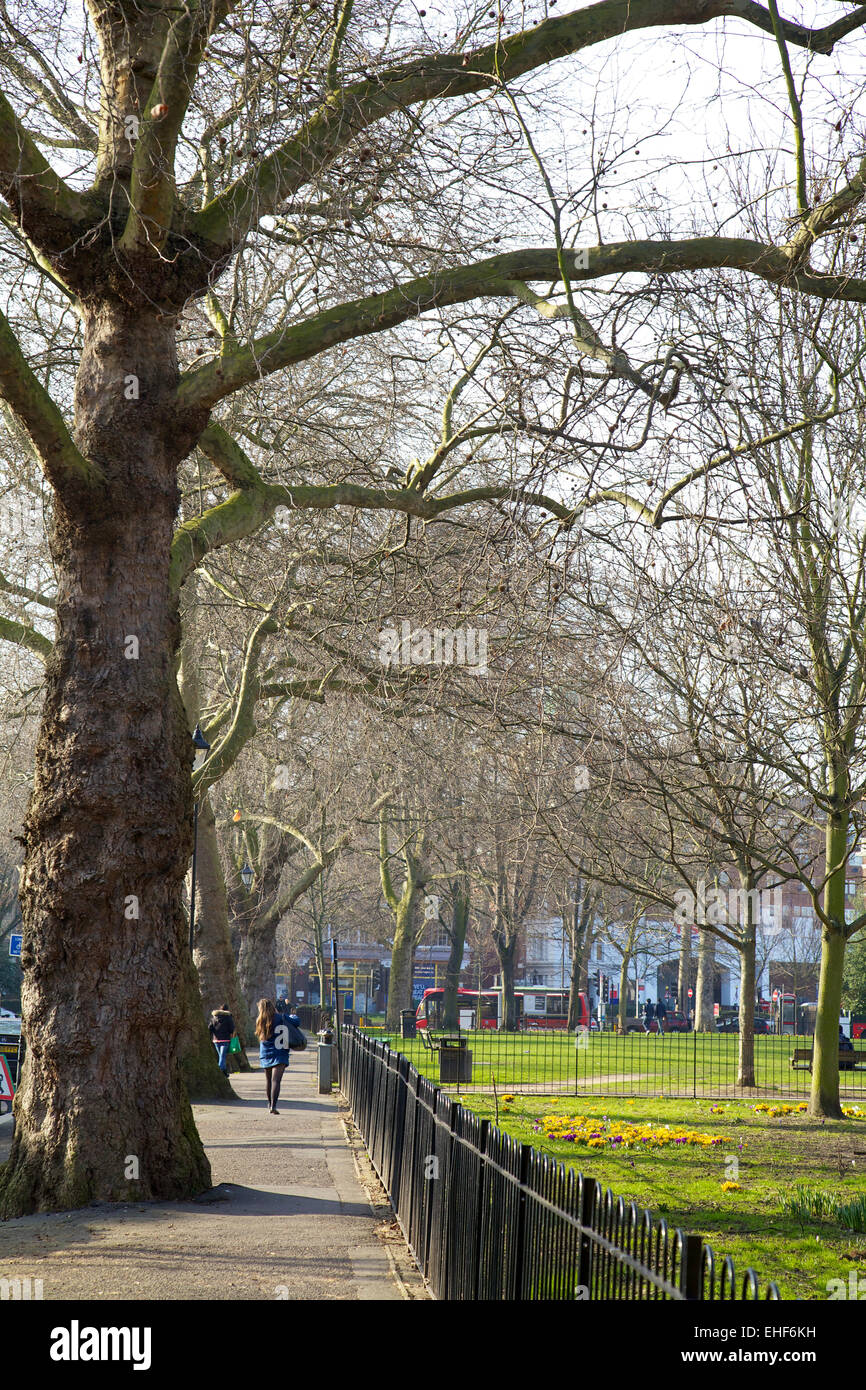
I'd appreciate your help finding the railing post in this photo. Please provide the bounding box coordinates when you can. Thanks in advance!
[680,1232,704,1300]
[439,1100,460,1300]
[577,1178,597,1296]
[472,1119,489,1300]
[511,1143,533,1300]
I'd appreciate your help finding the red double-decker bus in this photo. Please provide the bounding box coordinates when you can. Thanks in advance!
[415,987,590,1031]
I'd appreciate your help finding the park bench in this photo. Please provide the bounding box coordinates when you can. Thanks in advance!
[419,1029,472,1082]
[790,1047,866,1071]
[420,1029,464,1053]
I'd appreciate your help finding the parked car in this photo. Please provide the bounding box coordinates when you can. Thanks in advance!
[715,1014,771,1034]
[646,1012,690,1033]
[623,1017,650,1033]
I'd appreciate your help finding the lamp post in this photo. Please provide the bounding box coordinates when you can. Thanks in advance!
[189,724,211,956]
[240,862,254,891]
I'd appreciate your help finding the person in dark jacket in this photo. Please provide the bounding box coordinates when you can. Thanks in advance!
[208,1004,235,1075]
[656,998,667,1035]
[256,998,290,1113]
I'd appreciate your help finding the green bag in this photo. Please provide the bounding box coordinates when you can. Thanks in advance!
[228,1035,242,1054]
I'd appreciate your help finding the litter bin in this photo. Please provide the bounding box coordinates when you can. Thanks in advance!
[439,1040,472,1084]
[400,1009,417,1040]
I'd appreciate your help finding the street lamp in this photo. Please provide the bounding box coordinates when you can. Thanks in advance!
[189,724,211,956]
[240,862,254,891]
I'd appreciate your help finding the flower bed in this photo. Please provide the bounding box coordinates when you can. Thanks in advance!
[752,1102,863,1118]
[535,1112,732,1151]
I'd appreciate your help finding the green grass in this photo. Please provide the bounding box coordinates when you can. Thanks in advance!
[371,1028,866,1097]
[454,1091,866,1299]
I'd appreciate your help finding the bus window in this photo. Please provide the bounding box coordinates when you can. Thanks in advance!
[479,995,498,1025]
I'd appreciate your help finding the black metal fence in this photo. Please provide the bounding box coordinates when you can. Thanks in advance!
[341,1026,781,1300]
[359,1024,866,1098]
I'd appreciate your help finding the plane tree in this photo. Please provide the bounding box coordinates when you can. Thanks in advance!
[3,0,866,1213]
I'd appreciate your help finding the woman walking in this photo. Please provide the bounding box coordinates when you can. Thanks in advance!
[256,998,290,1114]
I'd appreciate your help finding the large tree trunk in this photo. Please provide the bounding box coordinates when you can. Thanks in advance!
[386,900,415,1030]
[618,952,631,1033]
[695,929,716,1032]
[442,882,469,1030]
[677,925,692,1020]
[567,944,584,1030]
[193,796,252,1063]
[0,305,212,1216]
[237,921,278,1020]
[812,927,846,1117]
[736,883,757,1087]
[811,812,848,1118]
[737,944,757,1088]
[492,928,519,1031]
[567,882,592,1030]
[178,954,234,1100]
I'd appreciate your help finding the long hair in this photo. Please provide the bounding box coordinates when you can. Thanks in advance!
[255,998,276,1041]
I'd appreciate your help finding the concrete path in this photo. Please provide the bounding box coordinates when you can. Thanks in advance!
[0,1047,424,1300]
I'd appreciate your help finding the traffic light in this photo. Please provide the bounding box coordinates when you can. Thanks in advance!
[372,964,383,993]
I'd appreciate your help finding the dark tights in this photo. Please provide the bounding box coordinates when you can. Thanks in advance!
[266,1063,286,1112]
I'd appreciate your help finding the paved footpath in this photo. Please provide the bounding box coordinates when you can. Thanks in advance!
[0,1048,423,1300]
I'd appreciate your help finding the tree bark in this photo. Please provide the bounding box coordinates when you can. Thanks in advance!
[237,922,278,1021]
[442,882,469,1030]
[736,883,757,1087]
[567,880,593,1029]
[677,925,692,1019]
[567,945,584,1030]
[812,926,846,1117]
[618,951,631,1033]
[0,304,212,1215]
[386,898,416,1030]
[178,952,233,1100]
[811,813,848,1117]
[192,795,252,1062]
[736,945,757,1087]
[578,923,595,999]
[695,928,716,1032]
[492,925,519,1031]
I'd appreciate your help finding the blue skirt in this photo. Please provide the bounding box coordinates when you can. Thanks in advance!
[259,1039,289,1067]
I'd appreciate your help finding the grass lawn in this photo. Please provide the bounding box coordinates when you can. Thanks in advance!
[453,1092,866,1299]
[373,1028,866,1098]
